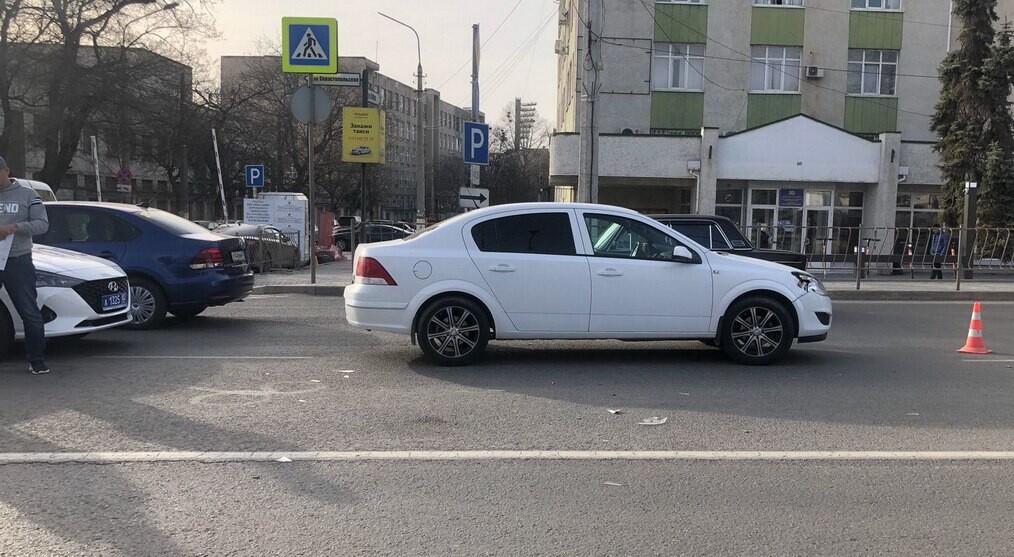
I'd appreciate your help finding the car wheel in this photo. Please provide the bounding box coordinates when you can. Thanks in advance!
[336,238,349,252]
[416,297,490,366]
[127,278,167,330]
[720,296,793,365]
[171,307,206,320]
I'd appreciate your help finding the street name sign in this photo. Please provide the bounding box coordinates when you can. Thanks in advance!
[459,187,489,208]
[282,17,338,74]
[313,73,361,87]
[463,121,489,165]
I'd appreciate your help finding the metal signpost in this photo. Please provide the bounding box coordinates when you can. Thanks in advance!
[283,16,339,284]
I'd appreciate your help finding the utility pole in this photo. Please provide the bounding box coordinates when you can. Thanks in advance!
[179,71,189,219]
[471,24,481,195]
[577,0,601,203]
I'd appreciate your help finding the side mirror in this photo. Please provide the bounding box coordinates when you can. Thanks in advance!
[672,246,695,263]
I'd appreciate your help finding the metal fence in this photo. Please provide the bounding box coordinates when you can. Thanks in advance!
[740,225,1014,280]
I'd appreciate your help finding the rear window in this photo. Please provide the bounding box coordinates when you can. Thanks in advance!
[136,208,215,235]
[34,188,57,202]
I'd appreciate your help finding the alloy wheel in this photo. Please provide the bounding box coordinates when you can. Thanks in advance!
[424,305,481,360]
[729,306,785,359]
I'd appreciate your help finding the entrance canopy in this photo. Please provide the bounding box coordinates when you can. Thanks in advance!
[716,115,881,184]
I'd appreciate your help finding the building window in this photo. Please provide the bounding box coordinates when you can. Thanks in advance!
[749,46,801,92]
[652,43,704,91]
[847,49,898,95]
[753,0,803,5]
[851,0,901,9]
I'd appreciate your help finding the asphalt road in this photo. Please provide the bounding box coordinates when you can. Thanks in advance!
[2,296,1013,556]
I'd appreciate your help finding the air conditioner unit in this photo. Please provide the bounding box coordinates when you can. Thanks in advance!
[554,39,569,55]
[620,127,640,135]
[805,66,824,79]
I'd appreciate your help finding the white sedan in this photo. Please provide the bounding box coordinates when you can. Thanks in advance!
[1,245,132,353]
[345,203,832,366]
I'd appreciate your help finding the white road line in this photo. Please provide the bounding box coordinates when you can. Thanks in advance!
[89,356,315,360]
[4,451,1014,464]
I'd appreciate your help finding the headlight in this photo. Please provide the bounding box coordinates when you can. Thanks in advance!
[35,271,84,288]
[792,272,828,296]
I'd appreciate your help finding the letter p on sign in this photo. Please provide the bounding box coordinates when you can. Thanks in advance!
[463,122,489,165]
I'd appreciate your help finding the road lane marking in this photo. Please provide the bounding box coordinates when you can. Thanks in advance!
[5,451,1014,464]
[963,360,1014,363]
[89,356,315,360]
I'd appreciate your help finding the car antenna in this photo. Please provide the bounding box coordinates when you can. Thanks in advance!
[136,200,151,209]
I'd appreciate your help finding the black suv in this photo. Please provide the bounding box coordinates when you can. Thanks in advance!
[651,214,808,270]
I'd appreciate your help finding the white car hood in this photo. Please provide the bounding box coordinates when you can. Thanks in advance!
[31,245,126,280]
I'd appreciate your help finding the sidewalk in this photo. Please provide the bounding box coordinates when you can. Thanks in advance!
[254,260,1014,301]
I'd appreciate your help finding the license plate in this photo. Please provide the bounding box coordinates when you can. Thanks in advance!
[101,293,129,310]
[232,250,247,263]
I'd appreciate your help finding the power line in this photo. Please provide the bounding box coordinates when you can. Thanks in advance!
[433,0,526,91]
[477,9,557,105]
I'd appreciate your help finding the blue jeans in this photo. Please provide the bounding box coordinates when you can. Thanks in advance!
[1,254,45,364]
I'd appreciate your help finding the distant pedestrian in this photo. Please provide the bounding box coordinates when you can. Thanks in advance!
[0,156,50,374]
[929,223,950,280]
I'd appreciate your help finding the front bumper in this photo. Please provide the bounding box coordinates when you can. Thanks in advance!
[793,292,833,340]
[12,285,132,339]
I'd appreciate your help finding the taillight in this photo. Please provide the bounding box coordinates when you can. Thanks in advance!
[355,256,397,285]
[191,247,224,269]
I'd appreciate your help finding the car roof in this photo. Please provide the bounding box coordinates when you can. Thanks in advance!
[650,214,734,224]
[45,201,146,213]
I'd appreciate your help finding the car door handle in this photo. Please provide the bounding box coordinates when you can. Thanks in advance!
[596,268,623,277]
[489,264,516,272]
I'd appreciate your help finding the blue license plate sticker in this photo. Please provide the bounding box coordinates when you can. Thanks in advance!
[102,293,128,310]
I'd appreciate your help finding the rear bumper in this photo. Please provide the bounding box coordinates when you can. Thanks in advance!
[344,283,411,334]
[166,270,255,309]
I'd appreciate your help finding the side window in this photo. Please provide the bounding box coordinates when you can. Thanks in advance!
[471,213,576,255]
[585,214,678,261]
[709,224,731,250]
[43,209,137,243]
[669,223,712,248]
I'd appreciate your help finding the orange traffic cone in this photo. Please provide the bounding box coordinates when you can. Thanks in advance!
[958,302,992,354]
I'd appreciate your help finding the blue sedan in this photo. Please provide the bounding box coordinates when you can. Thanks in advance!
[37,202,254,328]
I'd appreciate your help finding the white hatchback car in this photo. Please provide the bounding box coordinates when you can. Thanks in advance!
[1,245,132,353]
[345,203,832,366]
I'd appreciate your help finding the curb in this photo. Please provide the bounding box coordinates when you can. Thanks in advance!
[254,284,1014,302]
[829,290,1014,301]
[254,285,345,296]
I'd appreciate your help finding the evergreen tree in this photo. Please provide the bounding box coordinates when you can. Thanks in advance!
[931,0,1014,227]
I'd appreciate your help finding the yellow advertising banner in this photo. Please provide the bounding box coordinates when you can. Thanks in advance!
[342,107,386,164]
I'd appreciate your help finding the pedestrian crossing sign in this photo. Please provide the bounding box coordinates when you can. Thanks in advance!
[282,17,338,74]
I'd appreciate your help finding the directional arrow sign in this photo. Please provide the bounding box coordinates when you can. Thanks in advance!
[459,187,489,208]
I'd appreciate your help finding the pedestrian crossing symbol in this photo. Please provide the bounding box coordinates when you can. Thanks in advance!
[282,17,338,74]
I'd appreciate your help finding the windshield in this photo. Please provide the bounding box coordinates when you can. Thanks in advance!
[136,208,217,235]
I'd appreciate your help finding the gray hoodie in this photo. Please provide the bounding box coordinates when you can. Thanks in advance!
[0,178,49,257]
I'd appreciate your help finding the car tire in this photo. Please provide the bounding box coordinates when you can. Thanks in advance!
[127,278,168,330]
[171,307,206,320]
[416,296,490,366]
[720,296,793,365]
[335,238,349,252]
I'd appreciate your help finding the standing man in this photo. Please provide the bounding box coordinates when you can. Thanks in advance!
[0,156,49,374]
[929,223,950,280]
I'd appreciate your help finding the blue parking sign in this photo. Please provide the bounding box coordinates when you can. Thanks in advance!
[463,122,489,165]
[245,165,265,188]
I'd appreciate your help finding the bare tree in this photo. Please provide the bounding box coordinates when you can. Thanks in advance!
[485,102,550,204]
[0,0,215,189]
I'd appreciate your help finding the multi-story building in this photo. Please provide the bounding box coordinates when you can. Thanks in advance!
[1,46,192,211]
[551,0,1014,256]
[221,55,477,222]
